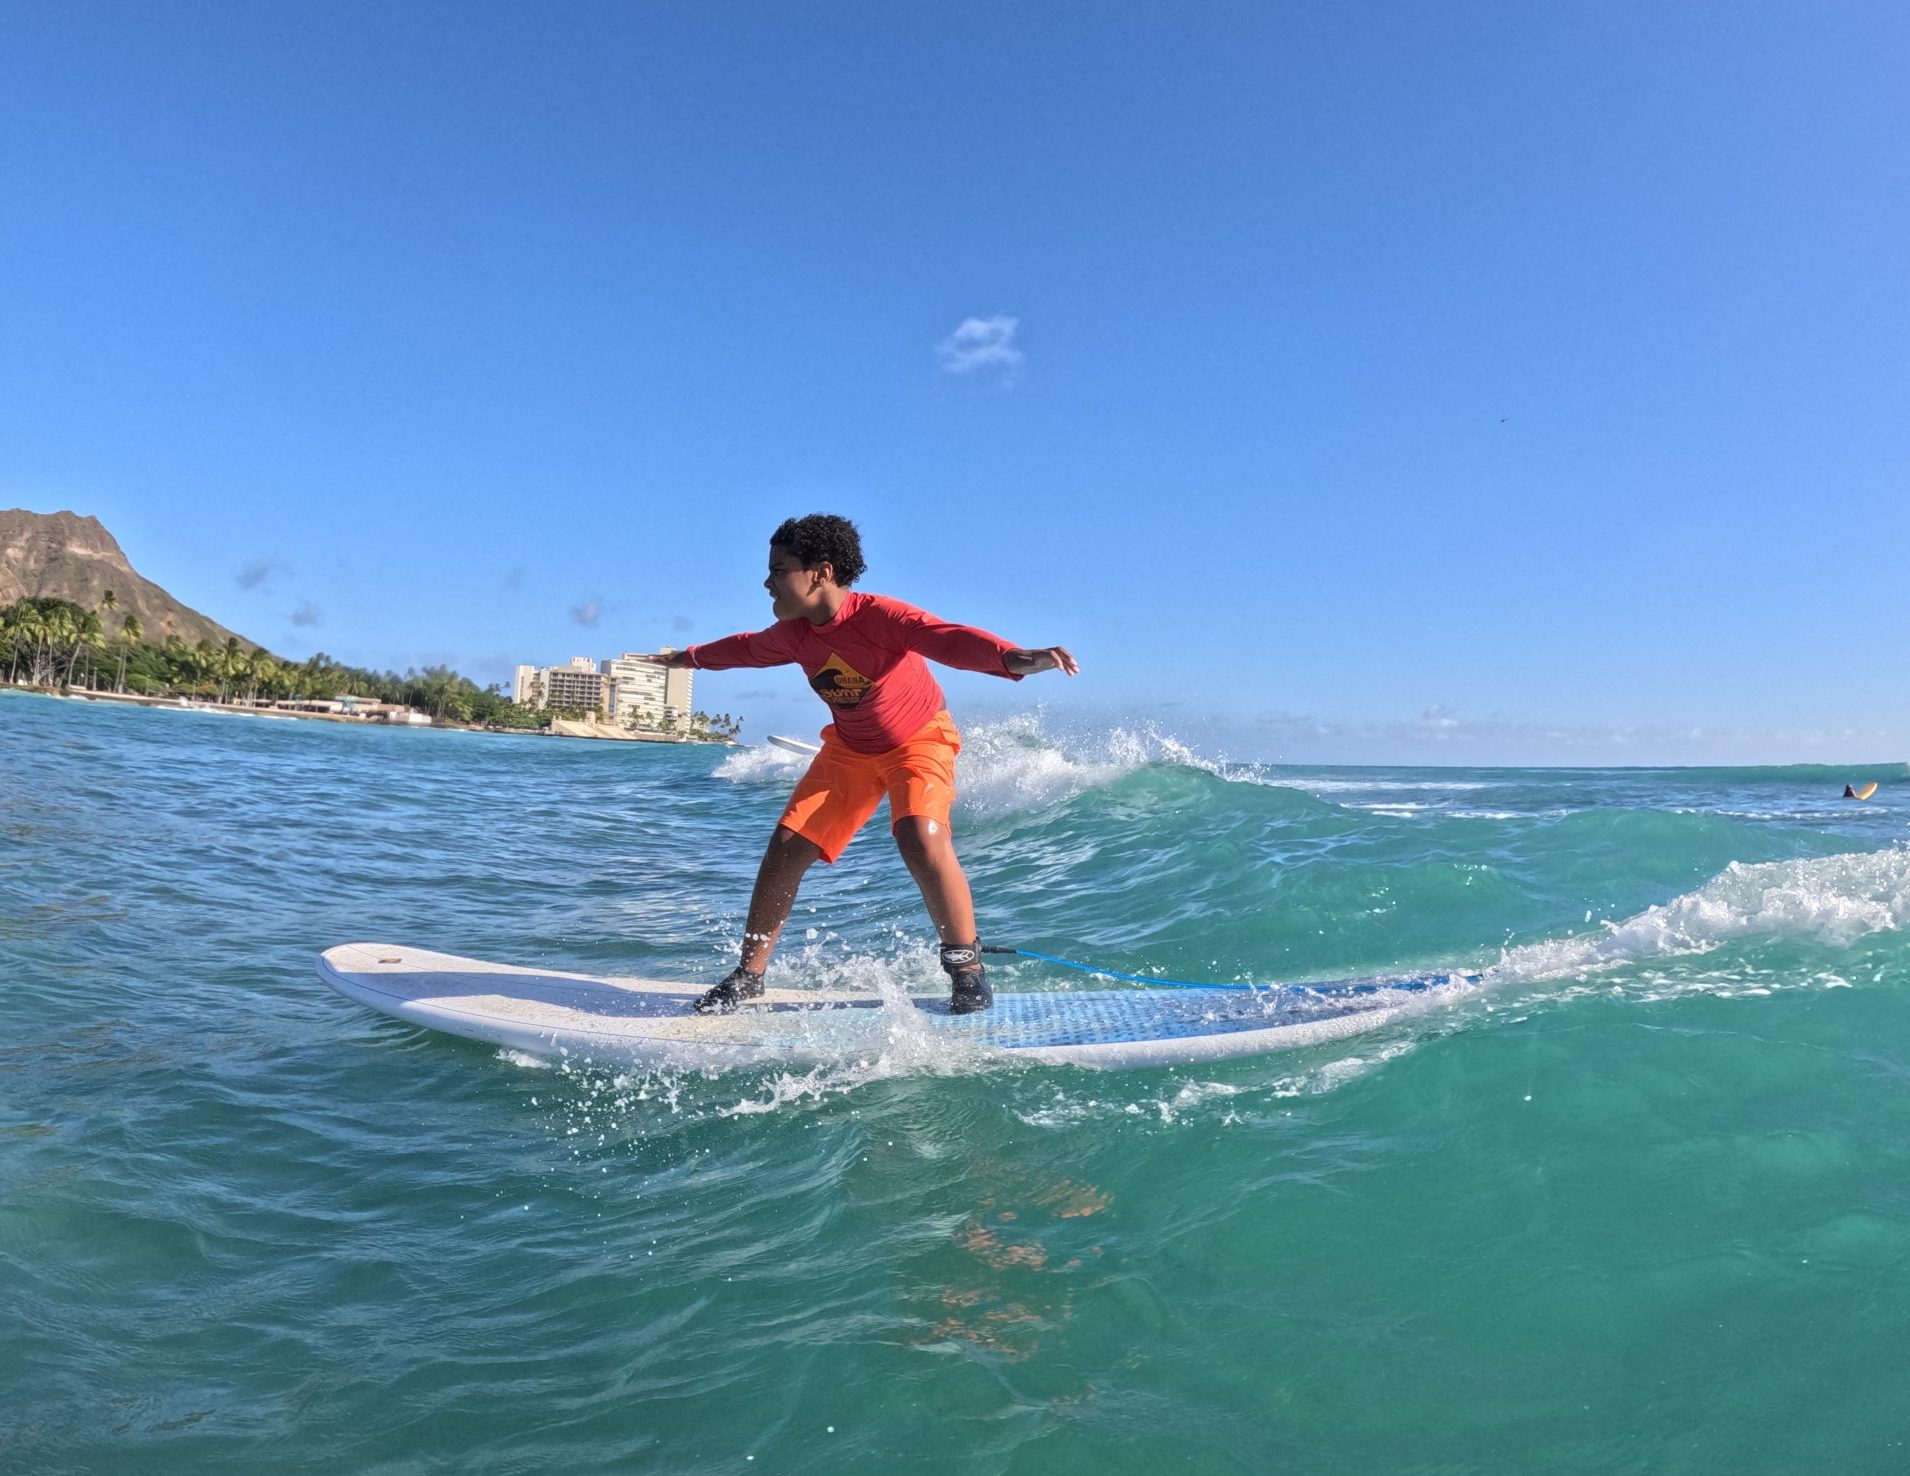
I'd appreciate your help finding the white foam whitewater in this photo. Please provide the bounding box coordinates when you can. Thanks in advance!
[714,714,1236,817]
[1490,848,1910,987]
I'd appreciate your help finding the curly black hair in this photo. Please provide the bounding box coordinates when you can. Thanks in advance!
[769,514,866,587]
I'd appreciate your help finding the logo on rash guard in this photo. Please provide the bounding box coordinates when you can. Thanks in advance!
[809,653,872,707]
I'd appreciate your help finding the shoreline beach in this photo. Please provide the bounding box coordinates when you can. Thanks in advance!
[0,681,736,743]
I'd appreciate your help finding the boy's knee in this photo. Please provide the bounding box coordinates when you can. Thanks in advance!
[768,825,824,866]
[892,815,952,864]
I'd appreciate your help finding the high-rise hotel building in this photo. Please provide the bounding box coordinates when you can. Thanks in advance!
[512,652,692,728]
[512,656,610,716]
[601,650,693,728]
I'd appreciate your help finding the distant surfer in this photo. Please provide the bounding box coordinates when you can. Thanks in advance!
[1844,782,1878,800]
[642,514,1077,1015]
[1845,785,1857,799]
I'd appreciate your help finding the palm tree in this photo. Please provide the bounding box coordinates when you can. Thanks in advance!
[300,652,341,702]
[41,607,71,688]
[251,652,282,703]
[67,609,102,688]
[117,614,142,693]
[13,605,36,685]
[20,605,49,686]
[191,639,215,697]
[162,634,188,692]
[216,639,247,705]
[96,591,118,686]
[1,605,24,686]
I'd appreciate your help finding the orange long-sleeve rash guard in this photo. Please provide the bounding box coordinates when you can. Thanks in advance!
[684,591,1022,754]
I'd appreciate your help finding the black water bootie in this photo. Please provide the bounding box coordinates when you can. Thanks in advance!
[941,943,992,1015]
[947,968,992,1014]
[693,967,766,1014]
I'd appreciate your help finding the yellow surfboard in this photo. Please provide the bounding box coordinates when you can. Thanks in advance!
[1855,782,1879,801]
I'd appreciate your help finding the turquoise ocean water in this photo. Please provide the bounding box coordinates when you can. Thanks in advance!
[6,690,1910,1473]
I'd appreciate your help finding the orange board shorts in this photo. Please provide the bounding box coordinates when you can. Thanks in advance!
[779,711,962,863]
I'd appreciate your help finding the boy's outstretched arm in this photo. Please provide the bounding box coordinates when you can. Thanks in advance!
[1004,646,1079,677]
[638,627,802,671]
[879,602,1076,680]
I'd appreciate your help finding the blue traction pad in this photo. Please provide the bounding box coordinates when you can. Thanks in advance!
[757,974,1476,1050]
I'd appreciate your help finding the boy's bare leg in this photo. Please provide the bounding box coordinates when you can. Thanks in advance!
[894,817,990,1012]
[738,824,825,973]
[891,816,977,943]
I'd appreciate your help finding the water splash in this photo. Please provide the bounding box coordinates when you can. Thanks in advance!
[955,715,1254,815]
[712,743,811,784]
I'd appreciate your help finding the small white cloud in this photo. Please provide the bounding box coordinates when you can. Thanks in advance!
[237,557,287,591]
[291,602,322,627]
[572,597,603,626]
[937,315,1024,383]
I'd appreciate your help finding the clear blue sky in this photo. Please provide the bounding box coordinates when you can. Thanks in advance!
[5,1,1906,764]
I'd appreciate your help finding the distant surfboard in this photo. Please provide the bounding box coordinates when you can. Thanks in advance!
[1855,782,1879,801]
[767,735,822,756]
[317,943,1475,1072]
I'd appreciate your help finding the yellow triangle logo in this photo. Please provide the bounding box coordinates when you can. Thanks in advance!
[809,652,873,707]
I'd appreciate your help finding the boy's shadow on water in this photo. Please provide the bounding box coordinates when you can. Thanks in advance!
[904,1154,1115,1364]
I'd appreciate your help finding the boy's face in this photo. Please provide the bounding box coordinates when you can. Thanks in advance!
[765,543,835,622]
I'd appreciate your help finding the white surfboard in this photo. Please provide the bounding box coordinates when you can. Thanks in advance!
[767,734,822,756]
[317,943,1474,1071]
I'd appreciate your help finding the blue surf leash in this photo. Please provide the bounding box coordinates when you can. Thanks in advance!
[980,946,1469,998]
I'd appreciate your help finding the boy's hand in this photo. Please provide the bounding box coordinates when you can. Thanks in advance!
[1005,646,1078,677]
[634,651,688,668]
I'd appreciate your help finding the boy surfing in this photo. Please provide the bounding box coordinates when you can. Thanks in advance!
[644,514,1076,1015]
